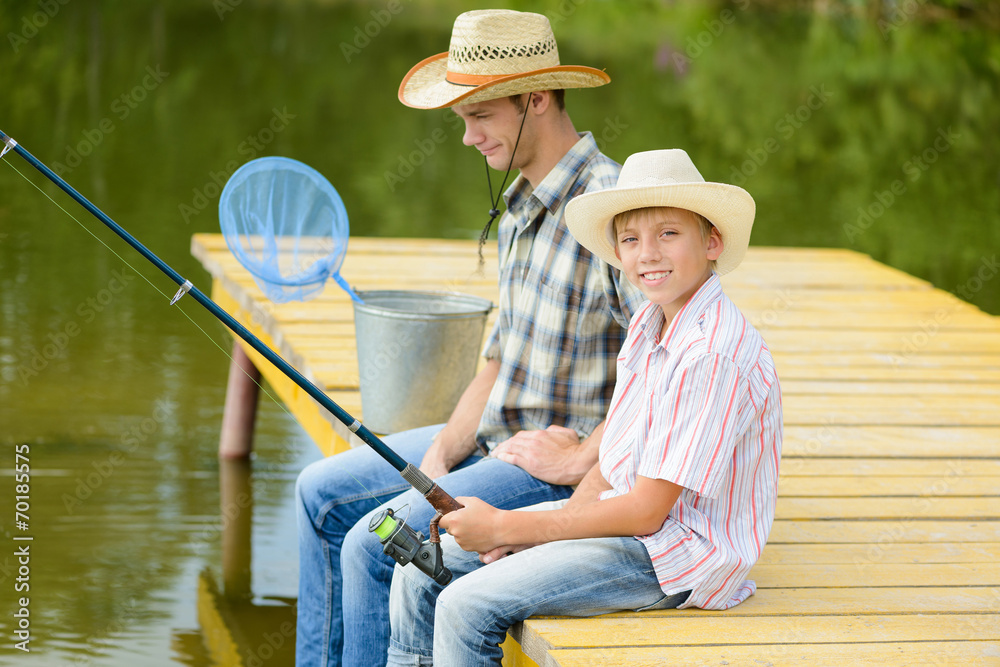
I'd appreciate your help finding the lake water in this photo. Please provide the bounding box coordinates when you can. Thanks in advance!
[1,1,998,665]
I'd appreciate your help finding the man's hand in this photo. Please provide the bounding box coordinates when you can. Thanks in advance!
[478,543,539,564]
[491,425,594,485]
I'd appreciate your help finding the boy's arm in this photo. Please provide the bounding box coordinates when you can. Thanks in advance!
[441,473,682,555]
[563,460,613,507]
[476,462,611,564]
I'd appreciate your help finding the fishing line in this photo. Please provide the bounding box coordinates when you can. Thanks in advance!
[477,92,532,267]
[4,130,461,582]
[1,154,389,507]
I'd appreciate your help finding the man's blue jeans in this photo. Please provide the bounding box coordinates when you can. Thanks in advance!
[295,425,574,666]
[387,512,690,666]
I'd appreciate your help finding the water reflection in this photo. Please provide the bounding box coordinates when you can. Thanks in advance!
[0,1,997,665]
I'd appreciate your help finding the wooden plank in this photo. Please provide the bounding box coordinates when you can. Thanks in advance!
[779,458,1000,476]
[637,587,1000,616]
[768,520,1000,544]
[781,394,1000,426]
[541,641,1000,667]
[778,475,1000,496]
[775,497,999,520]
[752,314,998,334]
[522,613,999,648]
[757,542,1000,565]
[782,426,1000,458]
[772,351,1000,369]
[781,380,1000,395]
[775,364,1000,382]
[749,562,999,588]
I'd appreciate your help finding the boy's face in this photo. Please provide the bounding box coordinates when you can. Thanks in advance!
[614,207,723,325]
[453,95,536,172]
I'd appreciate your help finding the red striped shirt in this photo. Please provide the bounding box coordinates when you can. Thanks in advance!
[599,274,783,610]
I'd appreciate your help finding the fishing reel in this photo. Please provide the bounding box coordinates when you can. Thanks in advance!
[369,507,452,586]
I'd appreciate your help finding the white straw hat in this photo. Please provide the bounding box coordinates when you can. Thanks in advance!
[565,149,756,275]
[398,10,610,109]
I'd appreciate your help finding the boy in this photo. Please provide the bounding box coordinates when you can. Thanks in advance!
[386,149,783,666]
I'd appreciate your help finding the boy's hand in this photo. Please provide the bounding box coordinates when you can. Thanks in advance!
[491,425,592,485]
[439,496,506,554]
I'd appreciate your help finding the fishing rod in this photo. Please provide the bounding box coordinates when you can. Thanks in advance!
[0,130,457,585]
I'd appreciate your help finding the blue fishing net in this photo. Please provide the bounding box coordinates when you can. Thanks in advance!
[219,156,361,303]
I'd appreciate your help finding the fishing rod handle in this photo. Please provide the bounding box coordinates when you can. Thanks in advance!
[400,464,464,514]
[424,485,464,514]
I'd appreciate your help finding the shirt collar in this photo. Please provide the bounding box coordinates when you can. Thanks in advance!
[503,132,601,216]
[638,273,724,348]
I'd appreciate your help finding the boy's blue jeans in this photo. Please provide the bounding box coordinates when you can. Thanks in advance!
[294,425,574,666]
[387,506,691,667]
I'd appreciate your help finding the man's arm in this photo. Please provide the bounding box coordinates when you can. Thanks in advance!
[419,358,500,479]
[490,420,604,486]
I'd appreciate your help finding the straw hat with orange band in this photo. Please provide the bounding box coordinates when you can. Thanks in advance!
[398,9,610,109]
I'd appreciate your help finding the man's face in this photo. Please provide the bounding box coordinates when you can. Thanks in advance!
[452,96,534,172]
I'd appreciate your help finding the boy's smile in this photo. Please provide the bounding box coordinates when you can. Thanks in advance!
[614,207,723,327]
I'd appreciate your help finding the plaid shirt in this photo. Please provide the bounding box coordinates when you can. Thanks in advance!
[477,132,645,448]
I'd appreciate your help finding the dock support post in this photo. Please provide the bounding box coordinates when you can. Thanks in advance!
[219,457,253,601]
[219,342,261,459]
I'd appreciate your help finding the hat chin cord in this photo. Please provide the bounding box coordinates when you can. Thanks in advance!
[477,95,531,267]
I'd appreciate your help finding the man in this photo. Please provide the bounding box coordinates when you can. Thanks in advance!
[295,10,644,665]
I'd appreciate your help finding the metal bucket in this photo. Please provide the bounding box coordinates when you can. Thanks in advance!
[353,290,493,434]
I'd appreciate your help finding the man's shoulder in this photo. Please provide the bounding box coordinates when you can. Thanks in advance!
[560,133,620,196]
[578,149,621,194]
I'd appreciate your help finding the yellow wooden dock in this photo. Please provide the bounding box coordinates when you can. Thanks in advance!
[191,234,1000,666]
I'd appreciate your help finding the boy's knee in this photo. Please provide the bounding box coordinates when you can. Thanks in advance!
[435,579,476,624]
